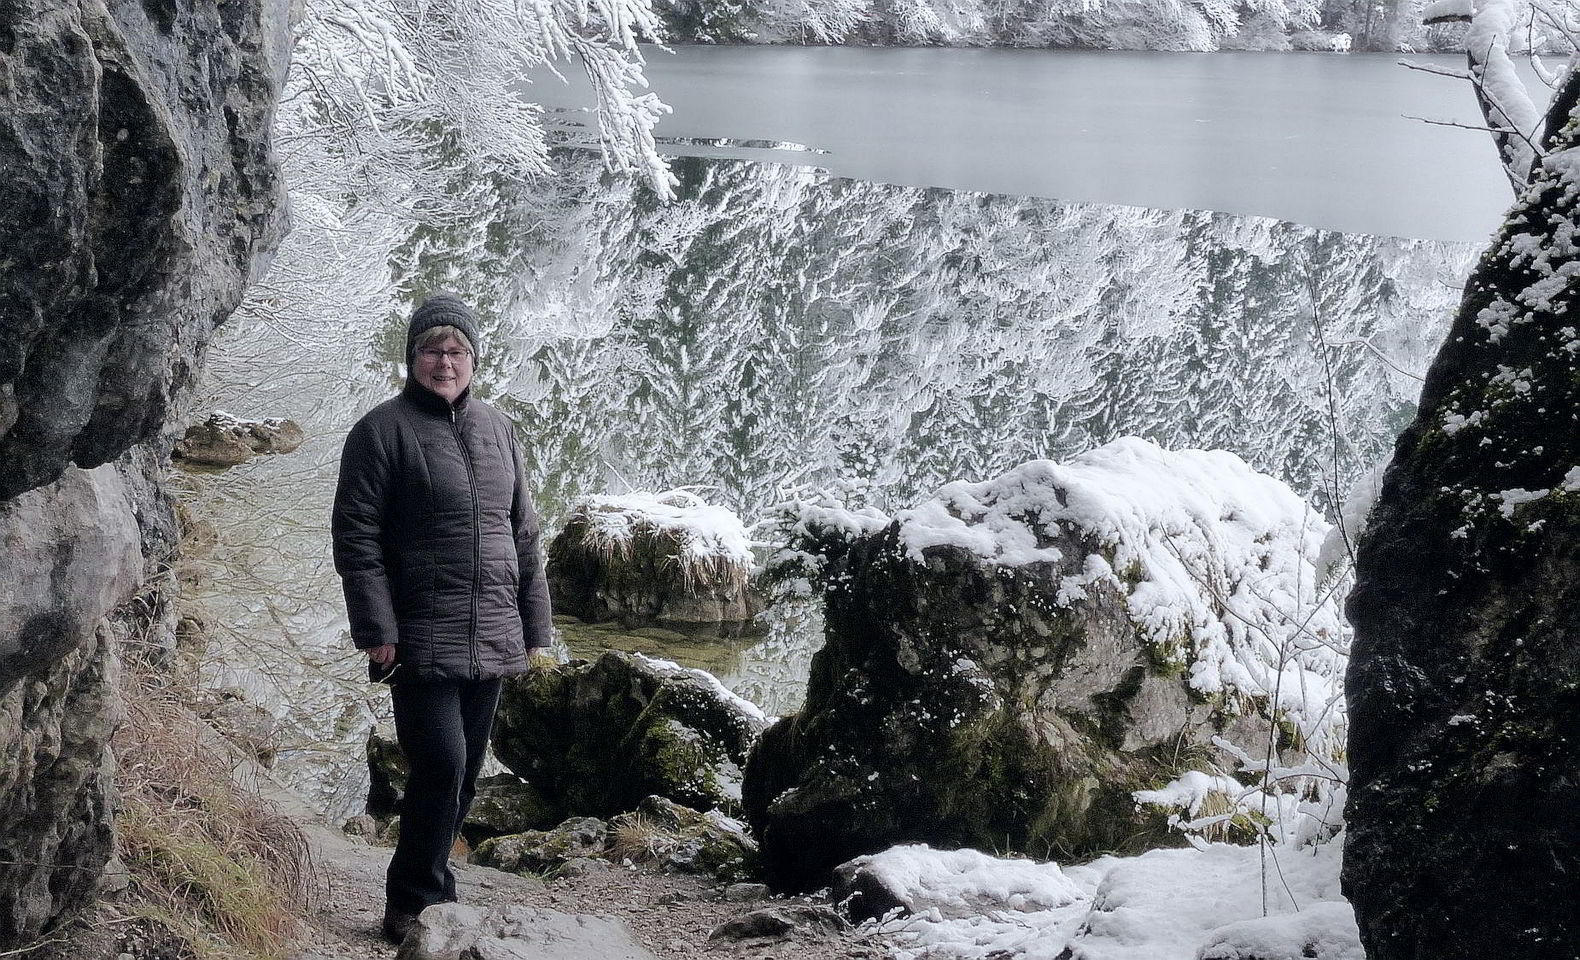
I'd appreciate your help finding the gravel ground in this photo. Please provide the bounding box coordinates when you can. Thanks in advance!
[289,825,896,960]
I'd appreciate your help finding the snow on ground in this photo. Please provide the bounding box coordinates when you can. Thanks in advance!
[891,437,1349,756]
[856,840,1358,960]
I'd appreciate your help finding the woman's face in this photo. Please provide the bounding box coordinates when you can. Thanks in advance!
[413,334,474,404]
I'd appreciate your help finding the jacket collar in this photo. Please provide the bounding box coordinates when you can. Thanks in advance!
[402,378,472,418]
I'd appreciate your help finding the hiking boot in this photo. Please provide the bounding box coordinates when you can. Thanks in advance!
[381,907,420,945]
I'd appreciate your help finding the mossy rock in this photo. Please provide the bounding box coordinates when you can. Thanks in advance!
[492,652,767,819]
[610,795,759,883]
[742,522,1263,891]
[365,724,408,820]
[472,797,759,884]
[461,775,560,845]
[472,817,609,876]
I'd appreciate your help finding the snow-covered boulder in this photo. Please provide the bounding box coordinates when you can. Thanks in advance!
[743,438,1346,890]
[492,652,768,818]
[547,490,765,625]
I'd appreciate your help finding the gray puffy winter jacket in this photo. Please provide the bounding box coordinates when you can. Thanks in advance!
[332,380,552,682]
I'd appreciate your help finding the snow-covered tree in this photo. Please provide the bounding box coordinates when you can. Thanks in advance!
[653,0,1391,50]
[236,0,673,397]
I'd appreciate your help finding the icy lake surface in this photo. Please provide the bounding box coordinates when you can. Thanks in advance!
[526,47,1539,243]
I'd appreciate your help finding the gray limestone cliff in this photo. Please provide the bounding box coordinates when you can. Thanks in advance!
[1343,74,1580,959]
[0,0,291,947]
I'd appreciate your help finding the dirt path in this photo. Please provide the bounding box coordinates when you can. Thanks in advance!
[289,820,893,960]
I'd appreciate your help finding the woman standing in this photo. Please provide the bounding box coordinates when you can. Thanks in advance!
[331,292,553,943]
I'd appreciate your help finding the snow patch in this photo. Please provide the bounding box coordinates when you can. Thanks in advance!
[630,652,769,724]
[1493,487,1550,517]
[866,840,1355,960]
[847,844,1085,917]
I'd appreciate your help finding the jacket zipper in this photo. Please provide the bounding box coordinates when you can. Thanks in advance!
[451,407,482,680]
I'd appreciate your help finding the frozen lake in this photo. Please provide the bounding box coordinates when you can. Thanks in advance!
[527,46,1539,243]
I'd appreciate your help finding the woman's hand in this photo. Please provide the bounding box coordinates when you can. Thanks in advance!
[365,644,397,666]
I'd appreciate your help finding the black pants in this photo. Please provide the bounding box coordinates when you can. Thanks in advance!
[386,678,501,914]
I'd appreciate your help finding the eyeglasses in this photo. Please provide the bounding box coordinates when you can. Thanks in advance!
[417,348,473,364]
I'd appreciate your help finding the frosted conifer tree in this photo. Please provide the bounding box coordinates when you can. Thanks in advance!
[234,0,674,396]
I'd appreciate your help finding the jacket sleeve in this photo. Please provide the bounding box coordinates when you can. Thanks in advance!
[511,437,554,649]
[332,416,399,649]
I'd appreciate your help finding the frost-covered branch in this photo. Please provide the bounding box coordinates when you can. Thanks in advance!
[1425,0,1547,190]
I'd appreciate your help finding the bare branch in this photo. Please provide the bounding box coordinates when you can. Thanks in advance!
[1402,113,1521,134]
[1397,58,1473,81]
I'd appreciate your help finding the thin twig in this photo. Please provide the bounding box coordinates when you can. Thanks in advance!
[1402,113,1520,134]
[1397,59,1472,80]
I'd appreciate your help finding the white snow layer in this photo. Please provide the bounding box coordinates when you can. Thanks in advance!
[892,437,1348,754]
[630,652,769,725]
[846,845,1086,916]
[864,841,1358,960]
[573,489,754,566]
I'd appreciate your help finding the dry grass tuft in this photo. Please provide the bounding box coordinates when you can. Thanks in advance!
[115,656,320,960]
[607,812,682,865]
[564,493,753,598]
[1193,788,1271,845]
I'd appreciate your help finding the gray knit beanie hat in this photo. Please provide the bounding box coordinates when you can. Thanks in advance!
[407,292,482,364]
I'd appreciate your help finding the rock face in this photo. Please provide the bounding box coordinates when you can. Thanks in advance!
[547,491,764,625]
[172,412,305,468]
[1343,75,1580,959]
[0,0,292,501]
[396,902,660,960]
[0,0,292,947]
[743,439,1345,890]
[492,652,768,819]
[0,466,143,945]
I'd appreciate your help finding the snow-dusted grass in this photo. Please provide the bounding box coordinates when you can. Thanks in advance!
[562,490,756,594]
[857,841,1358,960]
